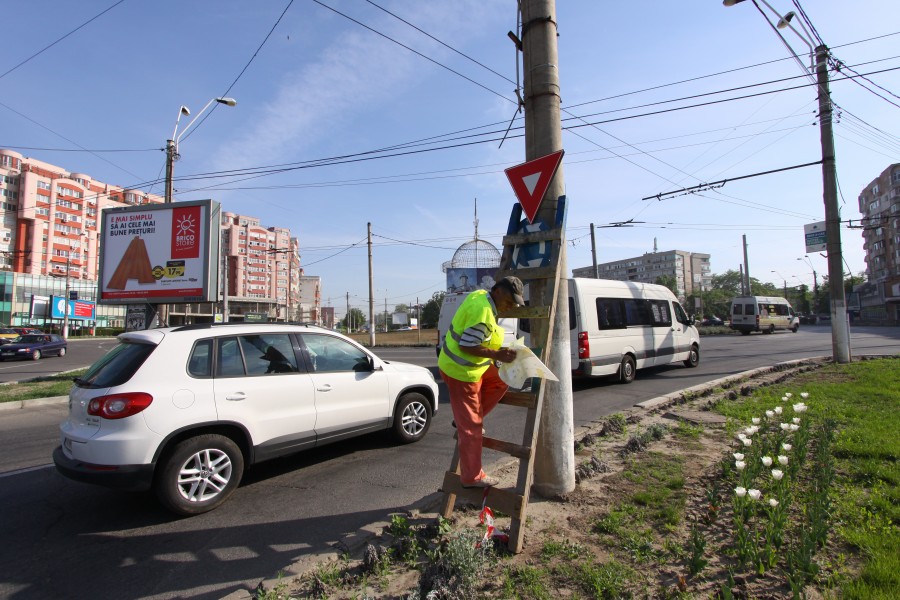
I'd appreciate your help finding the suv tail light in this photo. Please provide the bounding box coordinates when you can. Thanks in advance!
[87,392,153,419]
[577,331,589,359]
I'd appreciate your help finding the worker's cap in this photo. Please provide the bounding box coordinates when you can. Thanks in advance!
[498,276,525,306]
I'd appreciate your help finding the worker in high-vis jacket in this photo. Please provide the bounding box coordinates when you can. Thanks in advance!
[438,276,524,488]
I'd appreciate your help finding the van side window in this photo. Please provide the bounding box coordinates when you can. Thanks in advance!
[649,300,672,326]
[596,298,626,329]
[745,304,755,315]
[733,304,743,315]
[673,302,690,324]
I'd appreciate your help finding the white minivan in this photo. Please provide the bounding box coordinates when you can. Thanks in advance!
[519,278,700,383]
[729,295,800,335]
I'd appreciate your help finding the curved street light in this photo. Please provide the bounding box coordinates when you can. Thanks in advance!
[723,0,850,362]
[165,97,237,204]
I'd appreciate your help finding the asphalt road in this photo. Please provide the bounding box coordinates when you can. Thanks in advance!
[0,326,897,599]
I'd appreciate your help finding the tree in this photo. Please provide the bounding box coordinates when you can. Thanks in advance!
[421,291,445,328]
[341,308,366,332]
[654,275,678,295]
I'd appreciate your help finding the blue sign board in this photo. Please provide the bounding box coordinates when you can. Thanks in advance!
[50,296,96,320]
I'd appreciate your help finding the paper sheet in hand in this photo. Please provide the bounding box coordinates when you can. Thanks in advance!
[498,338,559,388]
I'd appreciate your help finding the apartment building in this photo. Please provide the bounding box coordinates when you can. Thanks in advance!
[218,211,302,323]
[0,149,310,327]
[572,249,711,300]
[297,275,322,324]
[856,163,900,323]
[0,148,166,327]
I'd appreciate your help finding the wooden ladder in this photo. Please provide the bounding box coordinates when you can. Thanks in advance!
[439,198,566,554]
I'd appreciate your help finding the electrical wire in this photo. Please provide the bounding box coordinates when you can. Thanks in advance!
[182,0,295,144]
[0,0,128,81]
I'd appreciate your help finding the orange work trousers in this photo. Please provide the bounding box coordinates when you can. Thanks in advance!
[440,364,508,484]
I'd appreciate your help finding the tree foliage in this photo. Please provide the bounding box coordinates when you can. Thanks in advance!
[654,274,678,295]
[421,291,445,328]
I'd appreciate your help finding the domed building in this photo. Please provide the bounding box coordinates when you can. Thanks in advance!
[442,238,501,293]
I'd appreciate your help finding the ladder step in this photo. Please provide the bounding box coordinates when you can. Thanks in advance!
[441,472,526,517]
[483,436,532,459]
[495,266,557,281]
[501,391,537,408]
[502,228,562,246]
[499,305,551,320]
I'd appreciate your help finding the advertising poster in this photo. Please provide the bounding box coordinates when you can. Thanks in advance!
[445,267,498,293]
[99,200,219,304]
[50,296,96,320]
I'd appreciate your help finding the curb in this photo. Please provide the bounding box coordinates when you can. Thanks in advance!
[0,395,68,411]
[634,356,830,410]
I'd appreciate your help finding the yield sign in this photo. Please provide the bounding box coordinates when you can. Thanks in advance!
[504,149,564,223]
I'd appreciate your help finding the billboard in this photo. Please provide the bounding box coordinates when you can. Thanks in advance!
[50,296,96,320]
[98,200,220,304]
[445,267,499,293]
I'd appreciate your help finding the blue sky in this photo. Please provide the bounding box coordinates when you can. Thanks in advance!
[3,1,898,318]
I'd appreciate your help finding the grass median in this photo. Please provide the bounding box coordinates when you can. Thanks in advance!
[0,369,86,404]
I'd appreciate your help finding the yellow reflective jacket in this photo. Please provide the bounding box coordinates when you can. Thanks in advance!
[438,289,504,382]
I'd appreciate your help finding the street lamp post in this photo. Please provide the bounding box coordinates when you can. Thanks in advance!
[771,270,788,298]
[63,254,71,339]
[797,256,819,312]
[724,0,851,363]
[162,97,237,326]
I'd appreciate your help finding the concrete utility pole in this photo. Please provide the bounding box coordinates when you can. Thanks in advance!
[590,223,599,278]
[815,45,851,363]
[742,234,751,295]
[522,0,575,497]
[368,223,375,346]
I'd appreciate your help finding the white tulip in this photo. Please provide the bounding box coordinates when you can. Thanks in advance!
[752,417,761,425]
[782,443,792,451]
[735,461,746,471]
[790,424,800,432]
[735,486,747,497]
[793,417,801,425]
[733,453,745,461]
[793,403,808,413]
[769,498,779,508]
[780,423,790,431]
[775,406,783,415]
[772,469,784,480]
[766,410,775,418]
[800,392,809,399]
[778,455,789,465]
[784,393,792,399]
[761,456,773,467]
[748,489,762,500]
[742,437,752,447]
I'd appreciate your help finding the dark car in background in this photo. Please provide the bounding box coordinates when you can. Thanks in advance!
[0,333,67,361]
[0,328,21,345]
[700,316,725,327]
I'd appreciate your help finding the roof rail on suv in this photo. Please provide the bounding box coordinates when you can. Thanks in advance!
[171,321,323,332]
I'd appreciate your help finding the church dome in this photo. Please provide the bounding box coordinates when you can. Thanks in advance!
[442,239,500,272]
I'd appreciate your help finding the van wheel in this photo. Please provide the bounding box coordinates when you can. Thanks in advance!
[740,330,751,336]
[618,355,636,384]
[683,344,700,368]
[392,392,431,443]
[792,325,799,333]
[155,434,244,516]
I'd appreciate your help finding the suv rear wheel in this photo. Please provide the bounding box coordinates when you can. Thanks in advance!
[392,392,431,443]
[155,434,244,516]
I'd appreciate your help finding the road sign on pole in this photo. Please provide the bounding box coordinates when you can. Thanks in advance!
[504,150,564,223]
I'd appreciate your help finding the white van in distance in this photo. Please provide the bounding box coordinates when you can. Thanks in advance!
[730,295,800,335]
[519,278,700,383]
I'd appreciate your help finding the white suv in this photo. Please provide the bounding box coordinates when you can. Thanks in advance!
[53,323,438,515]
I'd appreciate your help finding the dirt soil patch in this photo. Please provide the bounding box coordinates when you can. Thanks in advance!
[251,356,859,599]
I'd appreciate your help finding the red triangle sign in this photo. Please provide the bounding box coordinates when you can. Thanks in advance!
[504,150,564,223]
